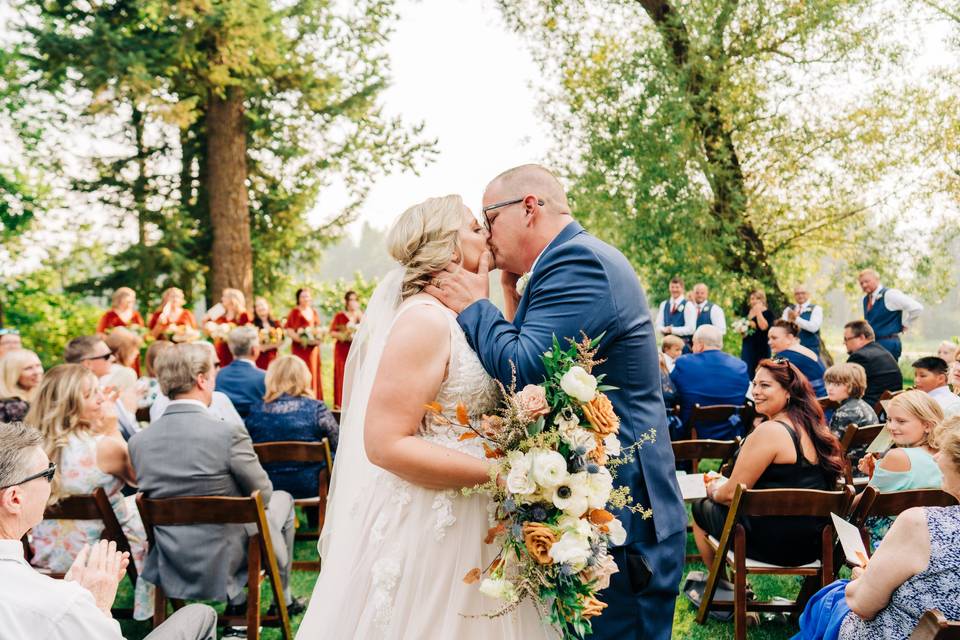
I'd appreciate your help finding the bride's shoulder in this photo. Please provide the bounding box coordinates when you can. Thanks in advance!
[392,294,453,335]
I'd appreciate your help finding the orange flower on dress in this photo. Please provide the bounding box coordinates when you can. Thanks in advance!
[581,393,620,436]
[580,595,608,619]
[522,522,558,565]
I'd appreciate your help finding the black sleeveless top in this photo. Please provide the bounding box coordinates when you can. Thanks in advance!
[750,420,832,491]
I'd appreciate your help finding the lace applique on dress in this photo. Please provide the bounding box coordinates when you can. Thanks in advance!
[371,556,402,630]
[432,491,457,540]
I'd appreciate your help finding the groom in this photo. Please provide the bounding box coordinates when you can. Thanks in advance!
[427,164,686,639]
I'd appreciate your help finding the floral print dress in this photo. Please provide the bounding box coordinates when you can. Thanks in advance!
[29,432,154,619]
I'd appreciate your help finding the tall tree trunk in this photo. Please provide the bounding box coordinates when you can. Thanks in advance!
[132,106,154,302]
[206,87,253,303]
[637,0,787,309]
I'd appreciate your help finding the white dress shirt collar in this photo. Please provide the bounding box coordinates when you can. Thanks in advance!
[0,538,27,564]
[167,398,210,411]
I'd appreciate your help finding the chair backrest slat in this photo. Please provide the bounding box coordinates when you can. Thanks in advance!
[839,423,885,454]
[44,495,103,520]
[690,404,743,427]
[909,609,960,640]
[851,486,958,528]
[671,439,739,462]
[136,493,260,525]
[253,440,328,465]
[738,486,855,518]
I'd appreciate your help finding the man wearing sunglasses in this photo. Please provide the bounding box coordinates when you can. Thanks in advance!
[64,334,116,379]
[0,421,217,639]
[426,163,686,640]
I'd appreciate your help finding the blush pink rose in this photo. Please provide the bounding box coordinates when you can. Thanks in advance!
[515,384,550,421]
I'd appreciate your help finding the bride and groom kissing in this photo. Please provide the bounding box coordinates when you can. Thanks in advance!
[295,164,687,639]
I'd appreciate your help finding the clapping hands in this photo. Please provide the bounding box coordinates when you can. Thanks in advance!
[65,540,130,614]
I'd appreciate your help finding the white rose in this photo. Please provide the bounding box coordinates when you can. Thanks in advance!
[529,449,569,489]
[606,517,627,546]
[603,433,621,457]
[560,366,598,403]
[559,420,597,453]
[557,513,594,540]
[585,467,614,510]
[479,577,519,602]
[551,472,591,517]
[505,451,536,495]
[548,530,593,570]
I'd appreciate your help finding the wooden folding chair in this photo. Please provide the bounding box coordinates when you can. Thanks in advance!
[696,484,855,640]
[873,389,906,419]
[136,490,292,640]
[817,397,839,413]
[739,401,758,436]
[838,423,885,486]
[910,610,960,640]
[671,438,739,562]
[849,486,957,551]
[687,404,744,470]
[135,407,151,423]
[253,438,333,571]
[33,486,139,618]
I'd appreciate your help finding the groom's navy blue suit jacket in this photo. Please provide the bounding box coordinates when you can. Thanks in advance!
[459,221,686,544]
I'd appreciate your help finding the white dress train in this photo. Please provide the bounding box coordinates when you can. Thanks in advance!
[295,298,556,639]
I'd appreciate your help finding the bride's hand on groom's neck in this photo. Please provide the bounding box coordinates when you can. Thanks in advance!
[425,251,492,313]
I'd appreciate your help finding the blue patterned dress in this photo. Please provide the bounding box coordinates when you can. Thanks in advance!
[839,505,960,639]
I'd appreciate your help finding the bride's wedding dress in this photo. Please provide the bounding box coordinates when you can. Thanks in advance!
[296,291,555,639]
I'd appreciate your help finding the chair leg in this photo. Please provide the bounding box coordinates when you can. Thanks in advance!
[247,537,261,640]
[696,535,727,624]
[152,586,167,628]
[734,528,747,640]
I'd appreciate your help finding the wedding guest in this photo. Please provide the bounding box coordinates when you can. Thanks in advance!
[148,287,197,340]
[739,289,774,379]
[0,422,218,640]
[96,287,145,373]
[149,342,243,426]
[25,364,154,620]
[0,327,22,358]
[64,335,116,379]
[912,356,960,417]
[858,268,923,361]
[782,285,824,356]
[769,319,827,397]
[824,363,878,477]
[285,287,324,400]
[692,283,727,336]
[329,290,363,409]
[658,349,683,440]
[655,276,697,351]
[245,355,339,499]
[0,349,43,423]
[661,334,684,373]
[103,326,143,374]
[844,320,903,406]
[215,325,266,417]
[793,415,960,640]
[937,340,958,365]
[691,358,844,568]
[252,296,282,371]
[202,288,251,368]
[858,390,943,550]
[101,365,141,441]
[129,343,303,625]
[138,341,172,410]
[670,325,750,440]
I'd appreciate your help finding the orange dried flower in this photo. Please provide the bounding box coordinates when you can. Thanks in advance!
[581,393,619,436]
[462,568,482,584]
[588,509,614,525]
[424,402,443,414]
[458,431,478,441]
[485,523,506,544]
[456,403,469,426]
[522,522,558,565]
[483,442,504,459]
[581,595,608,619]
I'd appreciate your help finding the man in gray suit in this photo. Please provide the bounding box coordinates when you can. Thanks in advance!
[129,343,302,631]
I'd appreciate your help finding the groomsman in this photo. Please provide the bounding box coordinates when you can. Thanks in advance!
[858,269,923,360]
[692,283,726,336]
[782,285,823,356]
[655,276,697,350]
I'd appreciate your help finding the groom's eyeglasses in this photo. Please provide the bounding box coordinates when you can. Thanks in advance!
[481,197,545,232]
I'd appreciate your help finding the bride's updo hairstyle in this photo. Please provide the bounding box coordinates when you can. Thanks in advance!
[387,194,465,299]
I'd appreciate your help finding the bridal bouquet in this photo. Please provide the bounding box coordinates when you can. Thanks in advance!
[203,321,234,341]
[449,335,652,639]
[296,325,327,346]
[165,324,201,343]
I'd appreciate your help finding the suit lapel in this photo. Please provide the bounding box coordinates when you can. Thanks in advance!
[513,220,585,325]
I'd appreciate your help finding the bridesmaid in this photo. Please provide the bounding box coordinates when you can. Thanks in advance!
[329,290,364,409]
[285,287,323,400]
[97,287,145,373]
[739,289,774,379]
[253,296,283,371]
[148,287,197,340]
[203,288,251,368]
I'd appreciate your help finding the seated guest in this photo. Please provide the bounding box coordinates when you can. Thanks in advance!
[0,348,43,422]
[150,342,243,425]
[824,363,878,478]
[25,364,153,620]
[102,365,142,441]
[0,421,217,640]
[739,289,774,379]
[937,340,958,365]
[844,320,903,407]
[661,334,684,373]
[670,325,750,439]
[782,285,824,356]
[103,326,143,375]
[245,355,339,499]
[130,343,303,623]
[912,356,960,417]
[792,415,960,640]
[215,325,266,417]
[0,327,22,358]
[768,319,827,397]
[659,351,683,440]
[692,358,844,568]
[64,335,116,379]
[858,390,943,550]
[138,340,172,410]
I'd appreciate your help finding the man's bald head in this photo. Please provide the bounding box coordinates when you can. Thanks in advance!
[486,164,570,214]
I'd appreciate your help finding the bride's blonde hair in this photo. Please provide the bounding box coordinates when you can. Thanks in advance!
[387,194,465,299]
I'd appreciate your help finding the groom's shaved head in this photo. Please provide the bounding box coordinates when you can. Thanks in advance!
[487,164,570,213]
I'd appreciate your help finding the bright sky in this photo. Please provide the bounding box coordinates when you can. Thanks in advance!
[310,0,551,233]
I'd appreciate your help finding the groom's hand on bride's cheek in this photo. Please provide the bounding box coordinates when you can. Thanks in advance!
[424,251,492,313]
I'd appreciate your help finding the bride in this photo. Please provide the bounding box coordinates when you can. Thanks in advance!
[295,195,555,639]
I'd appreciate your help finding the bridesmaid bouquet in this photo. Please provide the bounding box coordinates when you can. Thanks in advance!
[296,325,327,346]
[259,326,285,346]
[731,317,754,336]
[203,321,235,341]
[165,324,200,343]
[450,335,653,639]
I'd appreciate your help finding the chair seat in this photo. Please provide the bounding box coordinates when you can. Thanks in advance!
[707,535,821,570]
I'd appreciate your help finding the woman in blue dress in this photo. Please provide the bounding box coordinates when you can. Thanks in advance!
[769,319,827,397]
